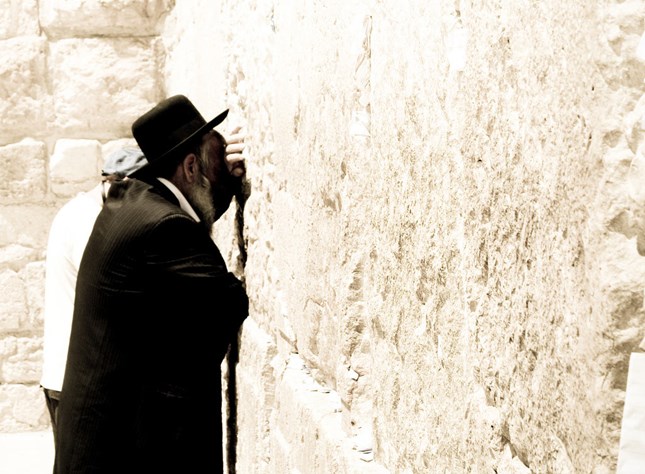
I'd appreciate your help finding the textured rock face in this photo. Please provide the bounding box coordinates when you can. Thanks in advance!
[0,37,49,142]
[49,38,162,137]
[39,0,172,38]
[1,0,644,472]
[162,0,643,472]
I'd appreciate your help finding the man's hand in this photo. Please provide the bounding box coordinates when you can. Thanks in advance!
[225,125,246,178]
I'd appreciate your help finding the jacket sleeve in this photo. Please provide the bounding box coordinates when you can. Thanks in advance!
[142,213,249,355]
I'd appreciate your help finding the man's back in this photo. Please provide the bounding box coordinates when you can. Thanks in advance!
[55,178,248,473]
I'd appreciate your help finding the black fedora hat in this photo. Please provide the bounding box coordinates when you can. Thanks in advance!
[130,94,228,175]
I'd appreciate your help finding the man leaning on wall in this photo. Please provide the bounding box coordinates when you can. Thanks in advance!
[54,95,249,474]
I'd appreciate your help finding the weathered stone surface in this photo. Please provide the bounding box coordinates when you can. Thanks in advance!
[0,37,49,142]
[0,0,39,39]
[0,270,26,332]
[231,318,277,473]
[40,0,173,39]
[231,300,388,474]
[0,245,37,273]
[0,139,47,204]
[0,205,58,250]
[49,38,162,138]
[268,353,388,474]
[0,336,42,384]
[0,384,48,431]
[49,139,101,197]
[50,139,100,180]
[23,262,44,327]
[160,0,645,472]
[0,1,642,473]
[161,0,228,118]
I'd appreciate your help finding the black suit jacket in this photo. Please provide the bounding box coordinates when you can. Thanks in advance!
[55,178,248,474]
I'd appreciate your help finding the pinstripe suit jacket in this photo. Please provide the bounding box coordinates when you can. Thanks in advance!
[55,177,248,474]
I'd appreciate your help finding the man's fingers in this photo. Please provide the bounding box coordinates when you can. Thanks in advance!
[226,153,246,177]
[226,142,245,155]
[227,155,244,167]
[226,125,245,146]
[228,125,242,136]
[230,159,246,177]
[226,134,244,145]
[224,124,247,178]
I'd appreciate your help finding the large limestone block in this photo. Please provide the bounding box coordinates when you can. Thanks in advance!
[0,0,39,39]
[0,384,48,430]
[232,318,277,473]
[0,245,37,273]
[40,0,173,39]
[269,354,389,474]
[161,0,227,116]
[360,1,612,472]
[0,206,59,250]
[0,336,42,384]
[0,270,26,332]
[0,37,49,142]
[50,38,162,138]
[241,0,376,398]
[49,138,101,196]
[23,261,44,328]
[0,139,47,204]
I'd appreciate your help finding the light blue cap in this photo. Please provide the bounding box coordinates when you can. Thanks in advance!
[102,147,148,177]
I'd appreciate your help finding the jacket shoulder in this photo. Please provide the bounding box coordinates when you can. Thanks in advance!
[107,178,189,222]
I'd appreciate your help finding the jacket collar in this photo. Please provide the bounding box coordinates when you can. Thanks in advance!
[155,177,201,223]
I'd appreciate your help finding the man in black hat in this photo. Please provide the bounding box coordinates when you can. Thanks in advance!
[55,95,249,474]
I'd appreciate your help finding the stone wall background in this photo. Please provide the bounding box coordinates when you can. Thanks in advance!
[1,0,644,473]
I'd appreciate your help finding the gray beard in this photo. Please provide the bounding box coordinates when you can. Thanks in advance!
[186,173,216,230]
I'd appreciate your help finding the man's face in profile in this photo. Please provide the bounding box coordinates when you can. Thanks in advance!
[188,131,239,228]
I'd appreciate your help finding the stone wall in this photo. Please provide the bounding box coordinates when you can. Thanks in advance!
[1,0,645,473]
[172,0,642,472]
[0,0,170,431]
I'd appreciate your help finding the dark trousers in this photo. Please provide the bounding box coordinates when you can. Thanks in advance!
[43,387,61,445]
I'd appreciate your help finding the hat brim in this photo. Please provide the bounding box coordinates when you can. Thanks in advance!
[131,108,229,177]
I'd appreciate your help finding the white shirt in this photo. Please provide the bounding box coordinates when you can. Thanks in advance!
[40,184,105,391]
[41,178,200,391]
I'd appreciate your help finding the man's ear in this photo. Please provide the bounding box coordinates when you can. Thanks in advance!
[181,153,199,184]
